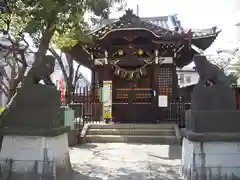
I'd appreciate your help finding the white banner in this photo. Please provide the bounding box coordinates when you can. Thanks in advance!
[102,81,112,119]
[158,95,168,107]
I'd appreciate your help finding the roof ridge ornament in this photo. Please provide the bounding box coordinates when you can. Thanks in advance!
[120,8,140,22]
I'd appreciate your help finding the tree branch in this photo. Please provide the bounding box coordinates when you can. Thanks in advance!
[33,20,56,67]
[66,53,74,83]
[73,64,82,89]
[48,47,68,81]
[1,81,10,99]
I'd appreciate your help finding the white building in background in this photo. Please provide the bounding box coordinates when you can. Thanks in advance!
[177,64,199,87]
[173,0,240,88]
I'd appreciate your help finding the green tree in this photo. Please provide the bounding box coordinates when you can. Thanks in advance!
[5,0,125,61]
[0,0,125,101]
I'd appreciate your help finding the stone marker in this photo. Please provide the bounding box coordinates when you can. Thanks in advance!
[0,55,71,180]
[181,55,240,180]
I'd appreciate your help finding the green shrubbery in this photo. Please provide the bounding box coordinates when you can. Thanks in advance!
[0,108,4,113]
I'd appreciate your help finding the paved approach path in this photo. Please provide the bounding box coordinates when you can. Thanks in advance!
[69,143,182,180]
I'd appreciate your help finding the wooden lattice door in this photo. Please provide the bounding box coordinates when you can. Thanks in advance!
[112,70,155,123]
[156,65,174,121]
[157,66,173,97]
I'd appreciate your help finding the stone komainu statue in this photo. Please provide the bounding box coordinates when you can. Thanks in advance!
[22,54,55,86]
[191,55,236,110]
[0,55,61,128]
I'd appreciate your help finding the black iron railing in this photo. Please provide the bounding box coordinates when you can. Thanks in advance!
[169,101,191,128]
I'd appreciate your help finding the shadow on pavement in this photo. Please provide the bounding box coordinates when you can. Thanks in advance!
[70,170,91,180]
[70,143,98,150]
[70,161,182,180]
[69,143,183,180]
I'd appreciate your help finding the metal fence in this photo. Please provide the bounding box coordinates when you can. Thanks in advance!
[68,86,191,128]
[69,86,103,129]
[168,101,191,128]
[182,166,240,180]
[0,159,56,180]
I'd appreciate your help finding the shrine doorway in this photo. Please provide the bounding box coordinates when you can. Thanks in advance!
[112,75,156,123]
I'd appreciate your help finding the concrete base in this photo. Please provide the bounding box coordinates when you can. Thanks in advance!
[0,133,72,180]
[181,138,240,180]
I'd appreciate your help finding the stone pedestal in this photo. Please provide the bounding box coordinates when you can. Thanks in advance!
[181,110,240,180]
[0,133,71,180]
[0,84,71,179]
[181,54,240,179]
[181,136,240,180]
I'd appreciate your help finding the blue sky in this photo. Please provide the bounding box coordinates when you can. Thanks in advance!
[81,0,240,81]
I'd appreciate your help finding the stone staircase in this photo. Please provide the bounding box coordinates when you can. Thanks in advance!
[82,123,180,144]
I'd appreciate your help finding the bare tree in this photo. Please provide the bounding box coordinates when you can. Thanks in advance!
[206,48,240,85]
[0,35,30,99]
[0,17,31,101]
[48,47,85,104]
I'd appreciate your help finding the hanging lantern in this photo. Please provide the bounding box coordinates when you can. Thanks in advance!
[117,49,124,56]
[137,48,144,56]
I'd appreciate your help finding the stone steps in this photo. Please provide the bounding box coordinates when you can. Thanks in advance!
[82,123,180,144]
[84,135,178,144]
[88,128,175,136]
[88,123,174,129]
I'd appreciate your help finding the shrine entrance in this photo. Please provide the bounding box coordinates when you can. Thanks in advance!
[112,68,156,123]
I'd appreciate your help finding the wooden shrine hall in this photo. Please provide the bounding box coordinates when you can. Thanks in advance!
[67,9,219,123]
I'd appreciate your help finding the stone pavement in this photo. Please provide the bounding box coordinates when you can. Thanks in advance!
[69,143,182,180]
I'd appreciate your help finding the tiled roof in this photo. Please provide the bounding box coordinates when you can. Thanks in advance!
[102,15,173,30]
[90,10,183,40]
[190,27,218,38]
[140,15,180,32]
[99,11,218,39]
[72,10,219,68]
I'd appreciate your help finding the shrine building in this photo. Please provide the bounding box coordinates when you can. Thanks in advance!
[67,9,219,124]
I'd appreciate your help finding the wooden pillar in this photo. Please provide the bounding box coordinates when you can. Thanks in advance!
[91,67,100,102]
[91,67,102,121]
[152,64,160,122]
[91,68,95,101]
[102,64,112,81]
[152,64,159,93]
[171,63,178,100]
